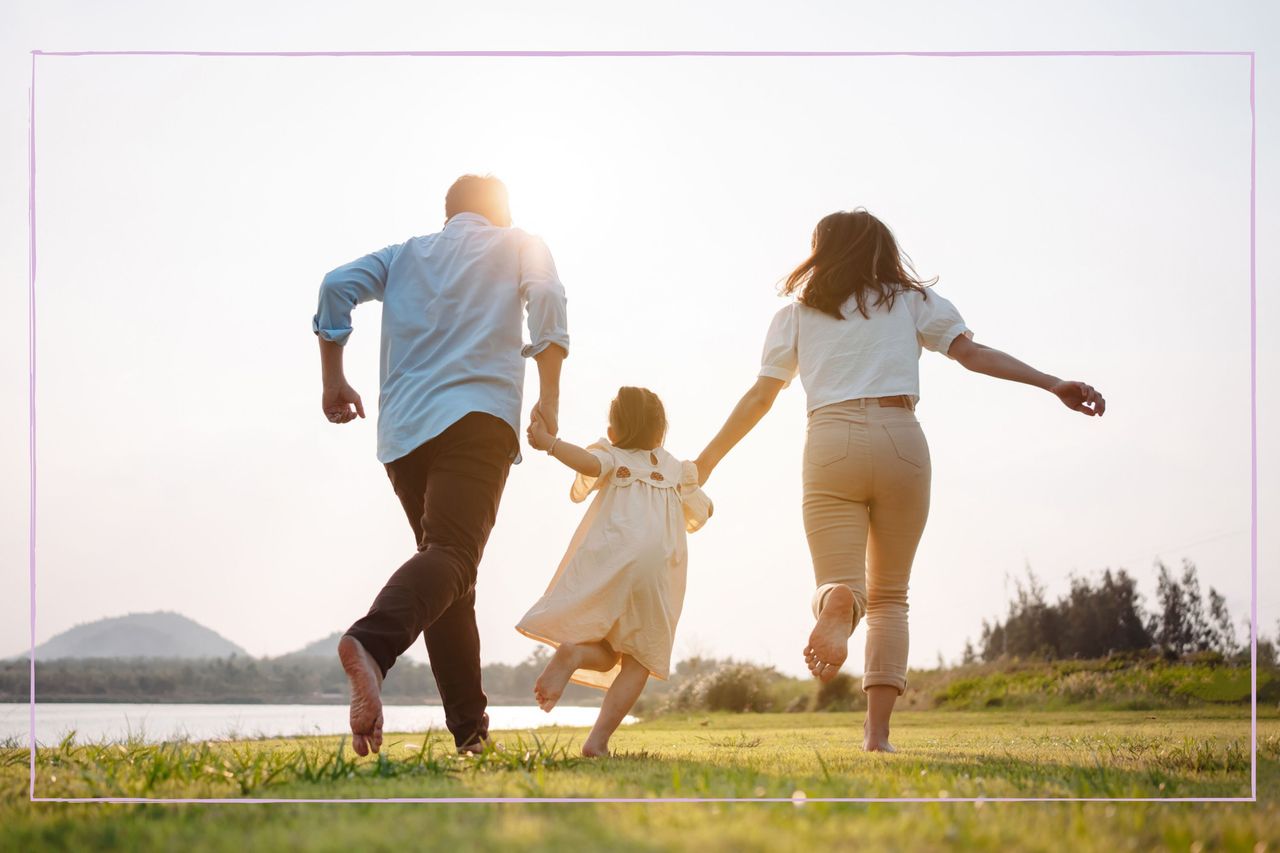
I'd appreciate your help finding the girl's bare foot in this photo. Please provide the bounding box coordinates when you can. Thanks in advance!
[534,644,582,712]
[579,654,645,759]
[804,584,855,682]
[581,737,609,757]
[337,634,384,756]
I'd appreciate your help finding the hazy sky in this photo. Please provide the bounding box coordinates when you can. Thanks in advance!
[2,2,1277,680]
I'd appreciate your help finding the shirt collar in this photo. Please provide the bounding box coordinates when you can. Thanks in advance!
[445,212,493,229]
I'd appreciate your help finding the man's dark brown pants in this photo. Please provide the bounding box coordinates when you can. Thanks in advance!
[345,412,516,750]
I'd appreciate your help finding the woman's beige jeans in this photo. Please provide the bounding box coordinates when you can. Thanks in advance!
[803,398,931,694]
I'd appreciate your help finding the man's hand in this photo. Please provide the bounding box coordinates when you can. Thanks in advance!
[532,398,559,438]
[527,409,556,451]
[322,382,366,424]
[1050,380,1106,417]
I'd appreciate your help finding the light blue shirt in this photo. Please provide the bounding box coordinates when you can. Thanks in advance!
[313,213,570,464]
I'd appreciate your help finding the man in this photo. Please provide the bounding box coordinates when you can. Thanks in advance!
[312,175,568,755]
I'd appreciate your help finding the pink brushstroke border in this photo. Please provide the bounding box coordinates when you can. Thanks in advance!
[26,48,1258,805]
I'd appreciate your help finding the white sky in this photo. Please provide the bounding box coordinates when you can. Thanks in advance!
[1,2,1277,680]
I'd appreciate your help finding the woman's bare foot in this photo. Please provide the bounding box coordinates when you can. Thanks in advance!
[534,644,582,712]
[581,737,609,757]
[337,634,384,756]
[863,718,895,752]
[804,584,855,682]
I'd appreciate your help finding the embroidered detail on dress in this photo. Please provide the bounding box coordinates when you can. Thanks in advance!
[616,466,631,479]
[650,472,665,482]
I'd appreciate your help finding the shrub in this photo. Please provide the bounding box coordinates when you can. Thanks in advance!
[659,662,780,713]
[1054,670,1104,702]
[768,675,819,713]
[1185,650,1226,667]
[784,695,810,713]
[698,664,777,712]
[813,673,860,711]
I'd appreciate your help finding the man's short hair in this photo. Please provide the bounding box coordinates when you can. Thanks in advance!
[445,174,511,226]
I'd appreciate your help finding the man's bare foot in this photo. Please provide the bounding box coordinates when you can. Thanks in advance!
[804,584,855,683]
[338,634,384,756]
[863,718,895,752]
[458,737,489,756]
[581,737,609,758]
[533,644,582,712]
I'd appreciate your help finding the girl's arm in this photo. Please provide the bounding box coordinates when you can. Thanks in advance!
[946,335,1106,416]
[527,412,602,477]
[694,376,786,486]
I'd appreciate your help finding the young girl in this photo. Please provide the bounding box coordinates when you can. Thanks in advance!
[518,386,713,757]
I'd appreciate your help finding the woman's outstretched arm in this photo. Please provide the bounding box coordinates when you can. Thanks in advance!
[947,335,1106,416]
[694,377,787,485]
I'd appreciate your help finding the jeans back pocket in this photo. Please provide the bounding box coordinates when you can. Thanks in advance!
[805,422,851,467]
[882,422,929,469]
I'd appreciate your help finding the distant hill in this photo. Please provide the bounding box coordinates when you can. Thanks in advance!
[281,631,429,665]
[283,631,344,659]
[26,612,248,660]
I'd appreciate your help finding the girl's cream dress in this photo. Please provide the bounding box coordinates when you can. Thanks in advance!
[516,440,713,689]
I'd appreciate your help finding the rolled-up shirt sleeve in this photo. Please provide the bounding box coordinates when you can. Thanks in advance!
[911,289,973,357]
[312,244,399,345]
[758,303,800,387]
[518,234,570,359]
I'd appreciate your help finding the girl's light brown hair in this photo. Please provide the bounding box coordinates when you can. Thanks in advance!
[782,209,936,320]
[609,387,667,451]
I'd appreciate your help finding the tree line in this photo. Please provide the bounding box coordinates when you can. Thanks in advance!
[0,645,602,706]
[5,559,1264,705]
[965,559,1261,664]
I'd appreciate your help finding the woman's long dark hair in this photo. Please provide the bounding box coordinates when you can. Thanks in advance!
[782,209,936,320]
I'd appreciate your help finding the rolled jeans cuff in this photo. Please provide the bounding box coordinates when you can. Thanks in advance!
[862,672,907,695]
[811,583,863,631]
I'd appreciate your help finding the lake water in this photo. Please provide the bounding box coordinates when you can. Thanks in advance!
[0,703,626,744]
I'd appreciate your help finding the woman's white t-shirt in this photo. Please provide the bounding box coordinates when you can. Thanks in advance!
[758,287,972,411]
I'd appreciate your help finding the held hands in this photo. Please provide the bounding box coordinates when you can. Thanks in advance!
[1050,380,1106,417]
[527,408,557,451]
[322,382,365,425]
[532,398,559,438]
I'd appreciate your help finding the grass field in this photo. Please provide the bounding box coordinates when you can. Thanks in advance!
[3,708,1279,851]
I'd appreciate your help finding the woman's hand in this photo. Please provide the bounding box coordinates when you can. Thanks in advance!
[526,410,556,451]
[948,337,1106,417]
[1050,380,1106,417]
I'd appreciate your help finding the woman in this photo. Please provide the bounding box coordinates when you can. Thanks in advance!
[695,209,1104,752]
